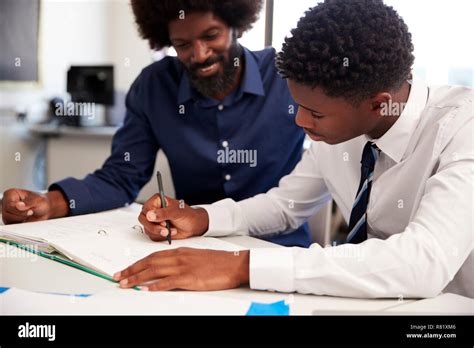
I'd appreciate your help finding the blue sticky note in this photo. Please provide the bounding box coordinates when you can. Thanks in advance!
[0,287,10,294]
[246,300,290,316]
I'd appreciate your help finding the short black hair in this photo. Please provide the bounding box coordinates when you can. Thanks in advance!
[130,0,264,50]
[277,0,415,102]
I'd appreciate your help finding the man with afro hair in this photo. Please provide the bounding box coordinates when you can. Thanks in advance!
[3,1,312,248]
[114,0,472,300]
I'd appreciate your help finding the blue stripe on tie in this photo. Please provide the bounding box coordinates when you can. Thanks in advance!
[346,214,366,242]
[352,172,374,208]
[371,146,378,161]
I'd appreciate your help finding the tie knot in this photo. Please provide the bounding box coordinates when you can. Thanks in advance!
[360,142,379,170]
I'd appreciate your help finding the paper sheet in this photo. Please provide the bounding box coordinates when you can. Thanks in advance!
[0,287,252,315]
[0,208,244,276]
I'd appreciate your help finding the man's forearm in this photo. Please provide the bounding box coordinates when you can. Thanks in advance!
[47,190,70,218]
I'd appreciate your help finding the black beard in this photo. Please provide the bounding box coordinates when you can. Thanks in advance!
[187,43,243,99]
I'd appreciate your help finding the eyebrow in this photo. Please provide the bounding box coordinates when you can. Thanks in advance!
[170,26,220,42]
[299,104,324,114]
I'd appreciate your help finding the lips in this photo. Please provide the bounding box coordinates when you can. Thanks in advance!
[197,62,219,76]
[309,134,323,141]
[304,128,322,137]
[304,129,324,141]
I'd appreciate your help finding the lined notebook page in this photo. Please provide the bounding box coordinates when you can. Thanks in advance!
[0,208,244,276]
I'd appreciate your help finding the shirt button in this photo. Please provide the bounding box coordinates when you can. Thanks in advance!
[222,140,229,148]
[225,174,231,181]
[217,104,224,111]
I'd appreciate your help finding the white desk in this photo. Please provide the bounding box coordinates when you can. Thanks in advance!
[1,240,418,315]
[1,209,471,315]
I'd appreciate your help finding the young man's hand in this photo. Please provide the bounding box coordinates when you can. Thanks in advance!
[139,194,209,242]
[1,189,69,224]
[114,248,250,291]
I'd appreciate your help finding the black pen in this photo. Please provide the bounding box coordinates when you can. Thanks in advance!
[156,171,172,245]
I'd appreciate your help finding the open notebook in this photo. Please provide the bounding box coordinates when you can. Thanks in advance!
[0,205,243,282]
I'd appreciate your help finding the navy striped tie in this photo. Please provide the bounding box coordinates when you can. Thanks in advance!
[345,142,379,244]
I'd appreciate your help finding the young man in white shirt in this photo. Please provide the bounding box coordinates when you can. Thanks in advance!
[113,0,473,299]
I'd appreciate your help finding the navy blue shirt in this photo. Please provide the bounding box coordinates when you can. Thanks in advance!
[50,47,311,247]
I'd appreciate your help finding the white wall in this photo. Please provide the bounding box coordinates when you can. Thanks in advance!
[106,0,154,91]
[0,116,43,192]
[272,0,474,86]
[238,0,267,50]
[0,0,152,113]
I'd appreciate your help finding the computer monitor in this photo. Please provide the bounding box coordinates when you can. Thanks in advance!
[63,65,114,127]
[67,65,114,105]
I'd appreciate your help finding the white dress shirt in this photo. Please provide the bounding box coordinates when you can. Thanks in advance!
[201,78,474,299]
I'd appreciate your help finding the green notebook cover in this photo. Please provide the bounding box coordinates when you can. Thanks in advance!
[0,238,141,291]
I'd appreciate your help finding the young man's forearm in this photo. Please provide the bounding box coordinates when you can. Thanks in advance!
[193,207,210,236]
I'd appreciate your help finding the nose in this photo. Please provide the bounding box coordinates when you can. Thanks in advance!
[191,40,212,64]
[295,107,313,129]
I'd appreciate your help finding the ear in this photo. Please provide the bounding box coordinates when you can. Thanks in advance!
[368,92,392,116]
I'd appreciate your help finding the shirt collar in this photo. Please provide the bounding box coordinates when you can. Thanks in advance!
[177,46,265,105]
[367,76,429,163]
[238,47,265,98]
